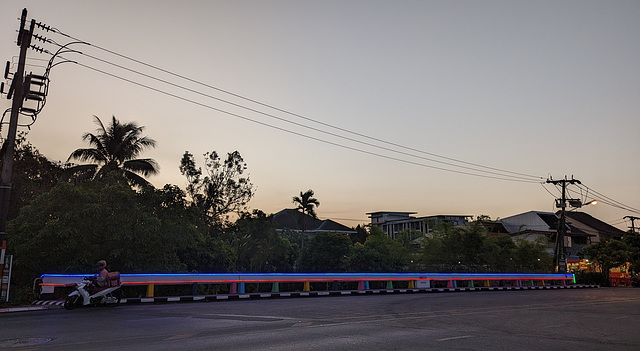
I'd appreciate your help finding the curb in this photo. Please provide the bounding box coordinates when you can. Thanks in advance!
[0,304,60,313]
[25,284,600,310]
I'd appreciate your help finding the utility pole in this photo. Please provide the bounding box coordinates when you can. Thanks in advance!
[1,8,32,301]
[546,176,581,273]
[624,216,639,234]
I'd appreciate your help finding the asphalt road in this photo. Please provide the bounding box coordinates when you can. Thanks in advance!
[1,288,639,350]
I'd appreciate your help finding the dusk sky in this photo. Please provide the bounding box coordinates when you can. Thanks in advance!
[1,1,639,229]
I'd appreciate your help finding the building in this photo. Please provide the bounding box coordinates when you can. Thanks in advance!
[500,210,628,271]
[500,211,565,255]
[500,210,597,256]
[562,211,625,242]
[367,211,472,239]
[272,209,356,236]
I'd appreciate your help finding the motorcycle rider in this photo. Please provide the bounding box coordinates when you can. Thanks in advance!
[95,260,109,287]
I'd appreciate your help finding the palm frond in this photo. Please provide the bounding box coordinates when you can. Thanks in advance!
[67,148,107,163]
[123,159,159,176]
[67,115,158,186]
[60,164,98,183]
[123,170,152,188]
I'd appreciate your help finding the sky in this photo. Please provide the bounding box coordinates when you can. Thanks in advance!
[1,1,639,229]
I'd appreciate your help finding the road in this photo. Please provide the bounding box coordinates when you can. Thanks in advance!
[1,288,639,350]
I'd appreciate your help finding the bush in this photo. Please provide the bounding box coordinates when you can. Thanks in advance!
[574,271,609,286]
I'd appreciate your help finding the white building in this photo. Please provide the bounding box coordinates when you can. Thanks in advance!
[367,211,472,239]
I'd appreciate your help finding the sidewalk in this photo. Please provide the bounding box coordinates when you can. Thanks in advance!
[0,301,61,313]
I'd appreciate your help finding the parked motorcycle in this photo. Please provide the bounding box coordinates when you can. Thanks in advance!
[64,273,123,310]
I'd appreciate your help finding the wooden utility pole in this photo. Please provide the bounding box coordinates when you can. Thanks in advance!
[546,176,581,273]
[1,8,32,301]
[624,216,639,234]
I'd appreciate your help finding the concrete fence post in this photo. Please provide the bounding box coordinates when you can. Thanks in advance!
[146,283,154,298]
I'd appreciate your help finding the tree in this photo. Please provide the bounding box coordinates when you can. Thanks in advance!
[228,210,296,272]
[482,234,516,272]
[292,189,320,234]
[622,234,640,275]
[421,222,471,271]
[512,238,552,273]
[180,150,254,227]
[396,228,423,250]
[349,226,408,272]
[0,132,63,220]
[64,115,158,187]
[7,174,203,294]
[350,224,368,245]
[583,239,631,282]
[299,232,352,272]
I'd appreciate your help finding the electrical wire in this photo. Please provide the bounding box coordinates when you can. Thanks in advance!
[17,21,639,216]
[46,27,545,182]
[65,58,541,183]
[576,184,640,214]
[48,46,539,182]
[540,183,559,198]
[566,185,639,214]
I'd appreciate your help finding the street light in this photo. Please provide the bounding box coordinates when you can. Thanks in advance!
[566,199,598,208]
[554,198,597,273]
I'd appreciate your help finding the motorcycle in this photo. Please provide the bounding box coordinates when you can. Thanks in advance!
[64,273,123,310]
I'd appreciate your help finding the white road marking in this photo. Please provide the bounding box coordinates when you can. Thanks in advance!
[437,335,473,342]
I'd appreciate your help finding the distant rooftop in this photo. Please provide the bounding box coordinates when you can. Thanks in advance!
[273,209,355,234]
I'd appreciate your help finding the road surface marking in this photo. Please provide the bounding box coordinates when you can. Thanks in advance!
[437,335,473,342]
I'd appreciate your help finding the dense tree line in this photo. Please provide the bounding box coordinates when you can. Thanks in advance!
[11,116,624,303]
[581,234,640,285]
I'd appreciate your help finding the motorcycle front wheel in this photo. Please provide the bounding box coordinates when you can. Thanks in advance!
[64,295,80,310]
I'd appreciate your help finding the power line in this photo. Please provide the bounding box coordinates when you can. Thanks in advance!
[29,24,639,213]
[65,58,541,183]
[46,27,544,182]
[576,184,640,214]
[540,183,560,198]
[50,46,539,182]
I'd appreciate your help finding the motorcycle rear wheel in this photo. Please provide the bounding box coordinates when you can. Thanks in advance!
[105,290,123,306]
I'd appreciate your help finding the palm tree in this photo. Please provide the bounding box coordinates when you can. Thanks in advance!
[292,189,320,234]
[64,115,159,187]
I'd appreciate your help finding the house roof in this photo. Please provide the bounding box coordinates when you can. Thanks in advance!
[501,211,561,233]
[273,209,356,234]
[562,211,626,239]
[537,213,560,230]
[477,220,510,234]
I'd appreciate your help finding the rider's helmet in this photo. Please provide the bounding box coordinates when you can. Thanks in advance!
[96,260,107,269]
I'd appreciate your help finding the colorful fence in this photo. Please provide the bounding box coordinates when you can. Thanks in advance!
[37,272,576,299]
